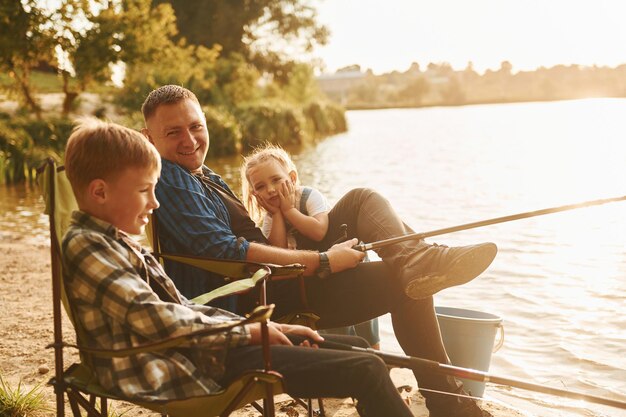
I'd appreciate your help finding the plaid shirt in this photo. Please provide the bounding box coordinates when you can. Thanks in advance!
[154,159,251,305]
[62,211,250,401]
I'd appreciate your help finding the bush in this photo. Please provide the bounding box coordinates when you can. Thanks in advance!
[303,100,348,137]
[203,106,242,158]
[236,102,307,151]
[0,117,71,184]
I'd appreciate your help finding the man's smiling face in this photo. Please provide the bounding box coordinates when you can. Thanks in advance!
[143,98,209,173]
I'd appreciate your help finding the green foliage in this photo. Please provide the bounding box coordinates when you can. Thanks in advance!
[237,101,307,150]
[303,101,347,137]
[0,116,70,184]
[203,106,243,158]
[198,53,261,108]
[114,40,221,112]
[0,1,55,118]
[153,0,328,75]
[0,374,49,417]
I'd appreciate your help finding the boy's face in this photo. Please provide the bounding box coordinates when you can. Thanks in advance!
[100,166,160,235]
[143,99,209,173]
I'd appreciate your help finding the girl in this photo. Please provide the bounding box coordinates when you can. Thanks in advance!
[241,144,381,349]
[241,144,330,250]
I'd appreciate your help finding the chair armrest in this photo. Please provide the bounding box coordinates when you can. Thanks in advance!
[156,253,306,281]
[47,305,274,358]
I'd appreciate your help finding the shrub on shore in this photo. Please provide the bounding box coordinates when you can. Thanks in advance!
[0,97,346,184]
[0,115,72,184]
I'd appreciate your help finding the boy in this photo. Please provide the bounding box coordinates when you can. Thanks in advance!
[61,118,413,415]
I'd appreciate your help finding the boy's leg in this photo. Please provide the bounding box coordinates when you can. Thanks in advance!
[220,335,412,417]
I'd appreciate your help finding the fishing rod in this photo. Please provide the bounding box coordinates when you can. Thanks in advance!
[317,340,626,410]
[353,194,626,252]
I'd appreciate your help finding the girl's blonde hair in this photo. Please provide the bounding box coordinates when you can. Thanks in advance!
[241,143,299,223]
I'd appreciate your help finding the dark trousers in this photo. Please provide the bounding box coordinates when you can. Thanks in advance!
[239,188,464,413]
[220,334,412,417]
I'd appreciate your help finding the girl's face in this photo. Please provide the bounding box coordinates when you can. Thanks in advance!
[247,159,296,204]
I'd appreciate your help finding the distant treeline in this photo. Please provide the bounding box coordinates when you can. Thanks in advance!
[321,62,626,108]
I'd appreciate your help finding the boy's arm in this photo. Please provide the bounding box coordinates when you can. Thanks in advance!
[64,231,250,349]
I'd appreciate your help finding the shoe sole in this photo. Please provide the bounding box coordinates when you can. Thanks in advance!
[404,243,497,300]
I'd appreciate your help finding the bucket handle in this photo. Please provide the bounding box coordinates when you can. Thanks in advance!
[493,322,504,352]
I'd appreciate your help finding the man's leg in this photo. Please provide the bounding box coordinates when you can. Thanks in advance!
[319,188,497,300]
[256,261,489,416]
[220,334,412,417]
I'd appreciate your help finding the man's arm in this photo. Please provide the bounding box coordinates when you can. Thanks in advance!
[246,238,365,276]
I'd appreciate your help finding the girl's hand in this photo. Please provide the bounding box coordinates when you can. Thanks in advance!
[254,192,280,215]
[278,180,296,213]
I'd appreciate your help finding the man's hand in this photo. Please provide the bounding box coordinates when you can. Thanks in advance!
[326,238,366,274]
[247,322,324,347]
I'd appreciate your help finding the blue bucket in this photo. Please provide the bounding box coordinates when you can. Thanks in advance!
[435,306,504,397]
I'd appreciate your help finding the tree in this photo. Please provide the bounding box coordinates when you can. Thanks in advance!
[52,0,180,116]
[152,0,329,74]
[0,1,54,119]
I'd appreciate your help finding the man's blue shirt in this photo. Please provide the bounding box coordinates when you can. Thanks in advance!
[154,159,250,310]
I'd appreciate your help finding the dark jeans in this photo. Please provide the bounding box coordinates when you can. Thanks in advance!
[220,334,412,417]
[239,189,465,413]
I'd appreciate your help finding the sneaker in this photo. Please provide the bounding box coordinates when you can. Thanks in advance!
[402,242,497,299]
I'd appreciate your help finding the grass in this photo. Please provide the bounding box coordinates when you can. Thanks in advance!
[0,71,114,95]
[0,373,49,417]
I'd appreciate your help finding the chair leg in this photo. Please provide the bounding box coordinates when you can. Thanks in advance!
[317,398,326,416]
[100,396,108,416]
[263,383,275,417]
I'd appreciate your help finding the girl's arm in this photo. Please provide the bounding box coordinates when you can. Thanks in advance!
[256,193,289,248]
[266,211,289,248]
[282,209,329,241]
[279,181,329,242]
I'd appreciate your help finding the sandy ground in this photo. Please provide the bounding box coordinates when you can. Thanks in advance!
[0,238,528,417]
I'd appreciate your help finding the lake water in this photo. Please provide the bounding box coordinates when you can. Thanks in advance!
[1,99,625,416]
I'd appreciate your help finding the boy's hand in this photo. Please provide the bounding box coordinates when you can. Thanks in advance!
[247,322,323,347]
[278,180,296,213]
[326,238,366,273]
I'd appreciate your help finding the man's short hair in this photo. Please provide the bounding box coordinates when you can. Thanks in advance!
[65,117,161,196]
[141,85,200,121]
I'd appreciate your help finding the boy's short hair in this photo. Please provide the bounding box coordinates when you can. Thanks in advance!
[65,117,161,197]
[141,85,200,121]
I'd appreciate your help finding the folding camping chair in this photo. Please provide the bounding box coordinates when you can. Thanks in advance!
[146,197,327,416]
[37,159,287,417]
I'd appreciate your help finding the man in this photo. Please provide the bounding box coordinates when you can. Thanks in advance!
[141,85,497,417]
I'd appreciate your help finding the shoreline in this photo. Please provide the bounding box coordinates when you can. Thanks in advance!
[0,237,527,416]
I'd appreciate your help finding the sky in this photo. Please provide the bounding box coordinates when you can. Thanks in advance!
[312,0,626,75]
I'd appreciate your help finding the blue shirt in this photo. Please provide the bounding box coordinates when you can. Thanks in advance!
[155,159,251,310]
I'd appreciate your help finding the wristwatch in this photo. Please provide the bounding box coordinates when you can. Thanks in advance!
[316,252,332,278]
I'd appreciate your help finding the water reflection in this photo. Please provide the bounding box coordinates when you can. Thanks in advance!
[0,182,49,244]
